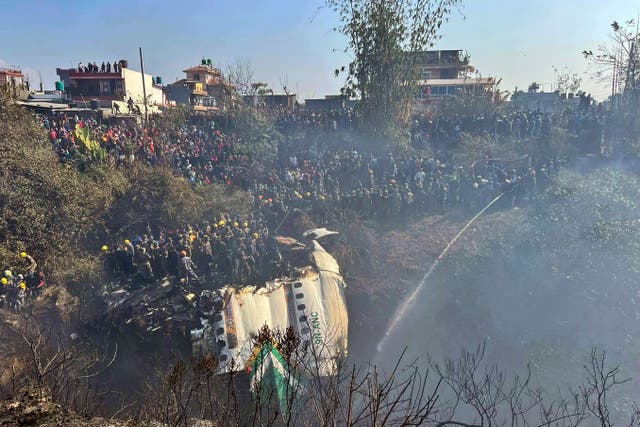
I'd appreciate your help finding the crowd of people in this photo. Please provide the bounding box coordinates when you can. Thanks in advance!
[271,107,355,134]
[102,213,286,290]
[77,60,125,73]
[29,103,600,310]
[413,110,554,147]
[256,149,563,220]
[42,113,251,182]
[410,107,610,152]
[1,252,45,312]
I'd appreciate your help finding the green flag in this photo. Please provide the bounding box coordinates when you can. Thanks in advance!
[75,124,106,162]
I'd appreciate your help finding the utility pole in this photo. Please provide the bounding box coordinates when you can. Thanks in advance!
[139,46,149,124]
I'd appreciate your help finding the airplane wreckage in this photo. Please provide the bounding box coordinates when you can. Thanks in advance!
[101,229,349,376]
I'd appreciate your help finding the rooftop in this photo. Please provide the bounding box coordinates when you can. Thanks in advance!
[413,50,471,66]
[183,65,222,74]
[418,77,495,86]
[0,68,24,76]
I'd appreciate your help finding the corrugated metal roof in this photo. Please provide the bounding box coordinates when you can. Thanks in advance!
[17,101,69,109]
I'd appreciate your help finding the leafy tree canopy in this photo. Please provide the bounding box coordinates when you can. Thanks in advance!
[328,0,461,143]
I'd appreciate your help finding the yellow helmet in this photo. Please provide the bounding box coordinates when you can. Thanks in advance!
[253,232,259,239]
[218,220,226,226]
[124,239,131,245]
[101,245,109,252]
[243,222,249,228]
[20,251,27,258]
[0,277,7,285]
[19,282,26,290]
[233,221,239,227]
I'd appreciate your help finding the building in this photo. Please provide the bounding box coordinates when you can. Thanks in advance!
[165,59,233,111]
[304,95,357,112]
[56,60,164,109]
[414,50,495,109]
[243,93,297,109]
[511,90,561,113]
[509,82,586,114]
[165,80,218,112]
[0,67,28,96]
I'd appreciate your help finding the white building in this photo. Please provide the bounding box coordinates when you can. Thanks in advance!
[56,60,165,110]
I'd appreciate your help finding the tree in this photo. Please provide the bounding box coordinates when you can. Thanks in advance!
[253,82,273,96]
[226,57,257,96]
[225,104,282,161]
[133,330,640,426]
[553,65,582,96]
[583,19,640,157]
[279,73,291,96]
[0,93,115,285]
[583,19,640,101]
[328,0,461,139]
[439,77,508,117]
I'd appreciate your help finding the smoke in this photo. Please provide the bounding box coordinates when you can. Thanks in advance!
[375,166,640,405]
[375,193,504,354]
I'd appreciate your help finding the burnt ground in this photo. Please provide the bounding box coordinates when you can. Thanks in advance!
[0,387,130,427]
[344,208,515,365]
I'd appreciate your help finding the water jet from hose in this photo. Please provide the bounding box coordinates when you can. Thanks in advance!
[376,193,504,354]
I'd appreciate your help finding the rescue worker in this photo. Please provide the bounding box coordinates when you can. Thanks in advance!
[134,246,153,283]
[20,252,37,274]
[179,250,198,285]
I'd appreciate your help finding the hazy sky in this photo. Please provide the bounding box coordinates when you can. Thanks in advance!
[1,0,637,100]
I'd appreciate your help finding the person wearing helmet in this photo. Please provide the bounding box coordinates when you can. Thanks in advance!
[124,239,135,255]
[17,276,27,307]
[0,277,7,308]
[20,252,37,274]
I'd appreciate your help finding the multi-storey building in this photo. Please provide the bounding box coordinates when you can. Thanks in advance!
[415,50,495,109]
[56,60,164,109]
[165,59,233,111]
[0,67,26,89]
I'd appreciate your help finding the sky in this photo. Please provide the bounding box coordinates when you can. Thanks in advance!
[0,0,638,101]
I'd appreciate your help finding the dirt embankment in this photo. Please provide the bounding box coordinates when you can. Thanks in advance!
[0,387,128,427]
